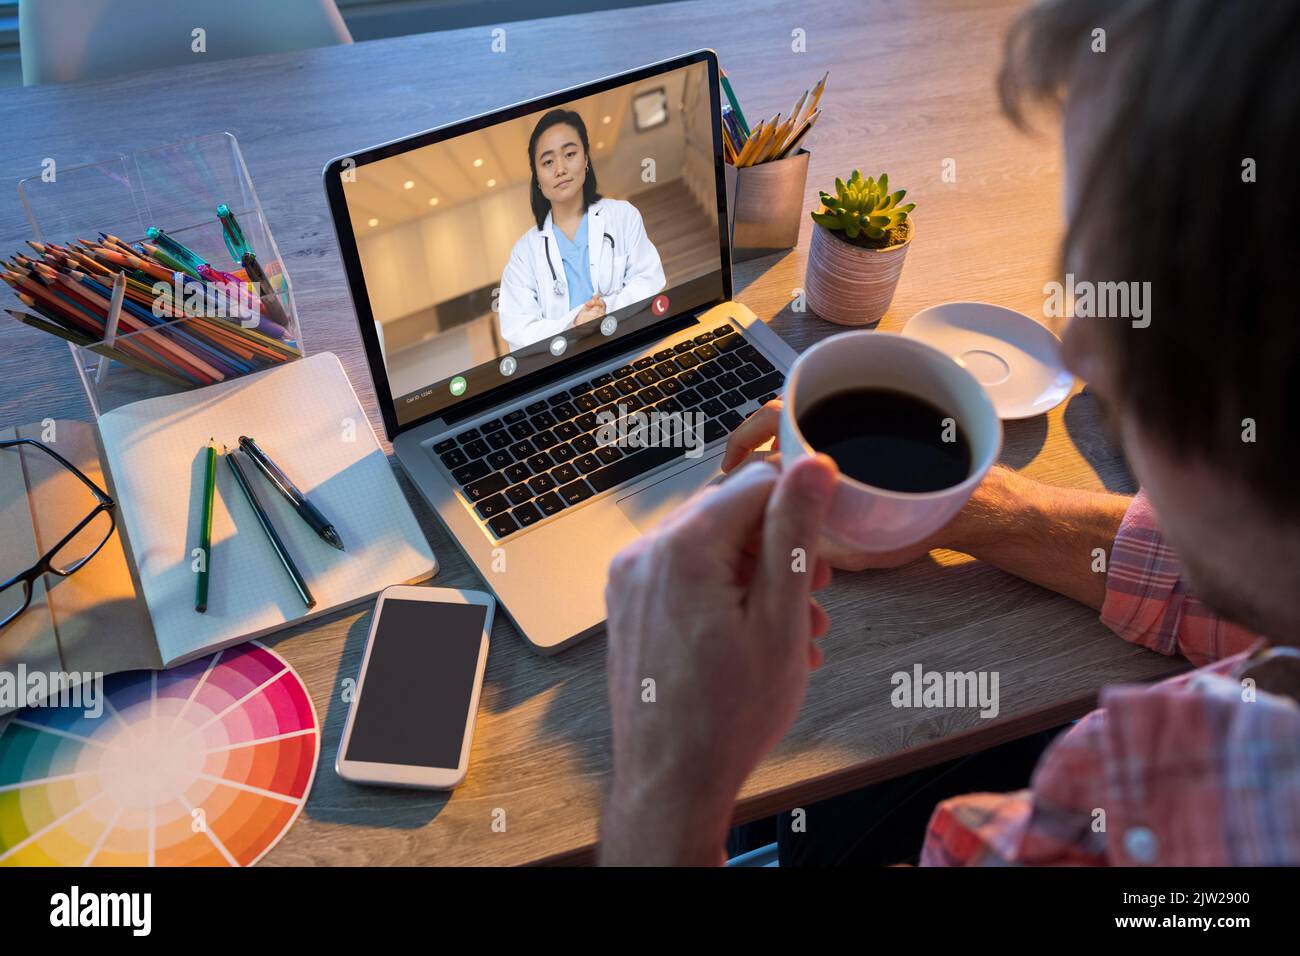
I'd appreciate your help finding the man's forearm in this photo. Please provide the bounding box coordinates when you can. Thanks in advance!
[945,466,1132,611]
[599,780,734,866]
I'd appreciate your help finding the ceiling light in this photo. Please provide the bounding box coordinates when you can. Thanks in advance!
[473,158,484,167]
[486,179,496,188]
[367,218,379,227]
[428,197,439,206]
[403,180,414,189]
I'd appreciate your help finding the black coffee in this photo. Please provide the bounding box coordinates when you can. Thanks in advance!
[797,388,971,492]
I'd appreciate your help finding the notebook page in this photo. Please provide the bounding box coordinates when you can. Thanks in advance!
[97,352,436,666]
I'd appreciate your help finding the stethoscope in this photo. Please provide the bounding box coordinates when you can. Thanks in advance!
[544,229,616,298]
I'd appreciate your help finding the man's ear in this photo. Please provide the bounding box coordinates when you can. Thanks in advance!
[1061,315,1116,398]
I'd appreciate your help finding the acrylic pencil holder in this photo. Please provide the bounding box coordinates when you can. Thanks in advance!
[65,311,304,417]
[15,132,304,417]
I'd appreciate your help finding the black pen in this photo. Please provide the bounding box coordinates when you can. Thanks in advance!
[238,435,345,551]
[226,445,316,609]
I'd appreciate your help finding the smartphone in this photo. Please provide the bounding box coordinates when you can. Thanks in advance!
[335,585,494,789]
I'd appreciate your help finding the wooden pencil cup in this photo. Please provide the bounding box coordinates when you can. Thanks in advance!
[725,148,810,262]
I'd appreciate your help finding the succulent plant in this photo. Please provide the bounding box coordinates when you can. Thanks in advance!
[811,170,915,247]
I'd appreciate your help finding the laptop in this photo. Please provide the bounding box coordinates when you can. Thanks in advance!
[323,49,796,653]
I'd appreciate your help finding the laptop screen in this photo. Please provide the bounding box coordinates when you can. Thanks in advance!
[331,55,726,431]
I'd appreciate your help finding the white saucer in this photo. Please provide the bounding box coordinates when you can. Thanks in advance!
[901,301,1074,419]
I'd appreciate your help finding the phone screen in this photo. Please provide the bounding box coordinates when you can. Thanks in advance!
[345,599,487,769]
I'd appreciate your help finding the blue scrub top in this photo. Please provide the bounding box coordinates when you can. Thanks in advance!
[552,212,595,310]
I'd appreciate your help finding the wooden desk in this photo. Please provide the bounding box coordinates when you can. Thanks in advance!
[0,0,1183,866]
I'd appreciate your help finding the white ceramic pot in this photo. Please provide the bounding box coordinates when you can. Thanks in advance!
[804,222,912,326]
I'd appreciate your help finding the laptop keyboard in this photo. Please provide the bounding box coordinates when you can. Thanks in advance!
[430,324,785,540]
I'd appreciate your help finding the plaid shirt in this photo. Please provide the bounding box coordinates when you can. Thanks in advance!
[920,490,1300,866]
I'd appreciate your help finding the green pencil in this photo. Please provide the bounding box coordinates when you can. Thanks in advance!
[195,437,216,613]
[719,67,751,140]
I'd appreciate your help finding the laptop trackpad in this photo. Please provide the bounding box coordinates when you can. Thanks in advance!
[615,452,725,533]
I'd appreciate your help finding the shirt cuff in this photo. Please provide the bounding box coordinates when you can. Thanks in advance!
[1099,490,1183,657]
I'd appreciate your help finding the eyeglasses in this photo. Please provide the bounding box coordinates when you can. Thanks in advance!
[1,439,117,629]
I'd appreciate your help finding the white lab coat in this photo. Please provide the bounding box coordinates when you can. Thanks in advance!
[498,198,666,353]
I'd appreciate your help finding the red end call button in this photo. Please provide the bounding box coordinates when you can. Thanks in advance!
[651,294,670,317]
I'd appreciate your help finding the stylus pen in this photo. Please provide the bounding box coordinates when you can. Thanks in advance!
[225,445,316,609]
[238,435,345,551]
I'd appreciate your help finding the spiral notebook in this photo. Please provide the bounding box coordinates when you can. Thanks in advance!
[90,351,436,668]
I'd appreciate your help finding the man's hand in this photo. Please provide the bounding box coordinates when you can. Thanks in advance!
[599,456,838,865]
[723,400,1133,608]
[721,400,951,570]
[574,294,606,326]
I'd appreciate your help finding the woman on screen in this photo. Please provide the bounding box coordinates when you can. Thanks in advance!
[498,109,666,353]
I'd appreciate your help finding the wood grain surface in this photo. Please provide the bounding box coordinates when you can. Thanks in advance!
[0,0,1183,866]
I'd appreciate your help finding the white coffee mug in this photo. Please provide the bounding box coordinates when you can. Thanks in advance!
[779,331,1002,553]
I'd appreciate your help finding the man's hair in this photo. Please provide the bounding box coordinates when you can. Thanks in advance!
[999,0,1300,515]
[528,109,602,230]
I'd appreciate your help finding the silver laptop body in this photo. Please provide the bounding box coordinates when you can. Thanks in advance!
[324,51,795,652]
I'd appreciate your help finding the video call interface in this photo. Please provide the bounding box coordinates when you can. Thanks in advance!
[342,61,724,426]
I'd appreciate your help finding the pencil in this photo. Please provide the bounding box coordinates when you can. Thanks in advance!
[740,117,778,167]
[800,71,829,127]
[8,231,301,387]
[734,119,766,167]
[720,120,737,163]
[64,266,241,375]
[86,245,173,283]
[718,67,751,139]
[722,107,747,151]
[141,241,200,279]
[4,309,191,386]
[12,269,203,384]
[787,89,810,137]
[759,115,796,163]
[775,109,820,160]
[195,437,216,613]
[53,269,228,382]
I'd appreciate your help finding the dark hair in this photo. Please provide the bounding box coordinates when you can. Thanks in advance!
[527,109,601,230]
[999,0,1300,515]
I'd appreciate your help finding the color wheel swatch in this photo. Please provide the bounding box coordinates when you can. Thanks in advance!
[0,642,319,866]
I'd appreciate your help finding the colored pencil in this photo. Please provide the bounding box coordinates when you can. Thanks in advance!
[45,267,227,382]
[5,223,302,396]
[719,67,751,140]
[5,309,191,387]
[195,437,216,613]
